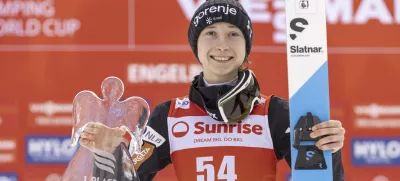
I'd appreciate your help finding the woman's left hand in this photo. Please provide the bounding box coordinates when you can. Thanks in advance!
[310,120,346,153]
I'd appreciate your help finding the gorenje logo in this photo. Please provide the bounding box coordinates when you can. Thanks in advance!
[289,18,308,40]
[194,122,263,135]
[352,138,400,166]
[193,4,237,27]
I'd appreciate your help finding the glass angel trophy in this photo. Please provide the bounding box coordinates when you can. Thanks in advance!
[61,76,150,181]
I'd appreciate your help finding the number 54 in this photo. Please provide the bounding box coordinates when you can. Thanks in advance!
[196,156,237,181]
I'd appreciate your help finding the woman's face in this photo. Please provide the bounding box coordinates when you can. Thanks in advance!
[197,22,246,81]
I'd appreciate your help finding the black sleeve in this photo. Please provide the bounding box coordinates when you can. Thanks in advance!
[268,96,291,162]
[268,96,345,181]
[131,100,172,181]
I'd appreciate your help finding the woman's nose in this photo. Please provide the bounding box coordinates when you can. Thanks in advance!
[216,41,230,52]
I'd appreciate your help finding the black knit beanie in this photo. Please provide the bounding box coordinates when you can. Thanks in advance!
[188,0,253,60]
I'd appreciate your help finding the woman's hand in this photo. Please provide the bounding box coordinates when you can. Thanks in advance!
[79,122,127,153]
[310,120,346,153]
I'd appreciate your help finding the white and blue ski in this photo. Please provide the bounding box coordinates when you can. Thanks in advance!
[285,0,333,181]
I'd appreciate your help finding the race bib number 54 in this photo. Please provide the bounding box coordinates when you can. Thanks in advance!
[196,156,237,181]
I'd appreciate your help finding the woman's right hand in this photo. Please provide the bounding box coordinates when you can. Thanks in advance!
[79,122,127,153]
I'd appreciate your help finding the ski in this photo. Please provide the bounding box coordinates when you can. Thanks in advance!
[285,0,333,181]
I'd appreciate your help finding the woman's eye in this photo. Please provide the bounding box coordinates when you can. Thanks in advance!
[230,32,240,36]
[206,31,217,36]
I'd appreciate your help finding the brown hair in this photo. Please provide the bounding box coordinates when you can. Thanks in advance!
[239,57,251,71]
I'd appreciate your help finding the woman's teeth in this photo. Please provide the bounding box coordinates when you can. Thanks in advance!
[211,56,232,61]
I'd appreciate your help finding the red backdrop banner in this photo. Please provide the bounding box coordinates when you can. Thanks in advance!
[0,0,399,180]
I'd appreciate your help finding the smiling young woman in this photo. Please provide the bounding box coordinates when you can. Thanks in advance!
[77,0,346,181]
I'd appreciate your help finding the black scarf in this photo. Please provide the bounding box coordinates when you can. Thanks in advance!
[188,71,260,122]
